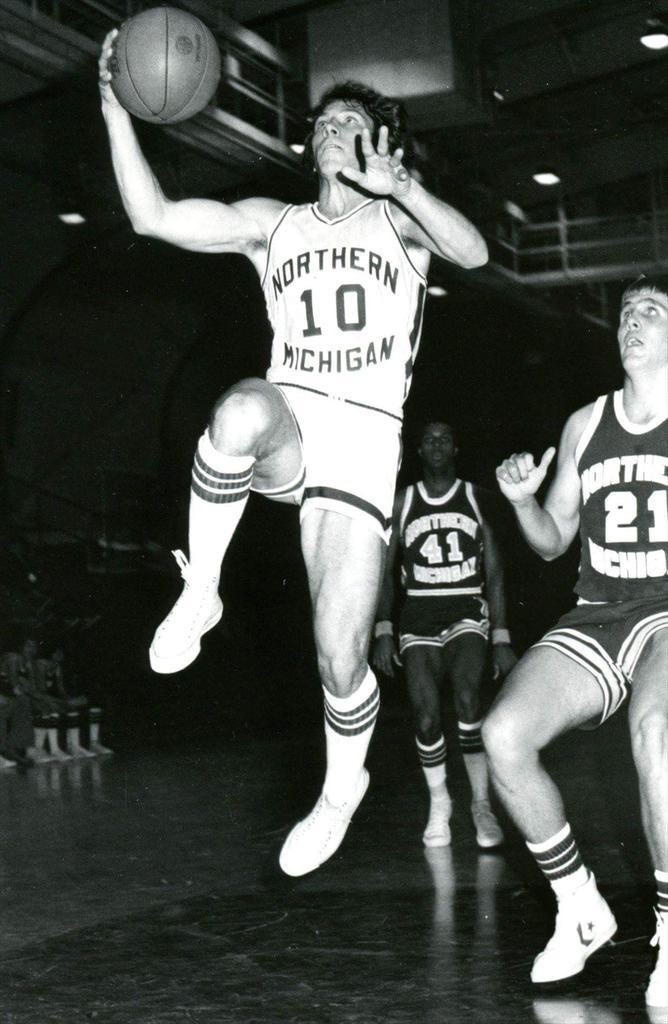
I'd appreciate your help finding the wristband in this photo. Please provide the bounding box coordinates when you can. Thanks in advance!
[492,628,511,646]
[374,620,393,638]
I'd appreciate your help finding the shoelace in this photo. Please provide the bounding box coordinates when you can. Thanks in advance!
[292,796,338,838]
[472,804,496,825]
[171,549,218,590]
[172,549,190,580]
[474,806,493,820]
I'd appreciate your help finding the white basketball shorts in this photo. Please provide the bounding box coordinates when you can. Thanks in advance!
[254,382,401,541]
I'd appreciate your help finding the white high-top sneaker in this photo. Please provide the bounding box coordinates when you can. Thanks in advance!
[423,791,452,848]
[531,874,617,983]
[471,800,504,849]
[279,769,369,877]
[149,550,222,674]
[646,911,668,1009]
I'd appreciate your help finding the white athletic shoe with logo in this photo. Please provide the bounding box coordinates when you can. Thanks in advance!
[149,550,223,674]
[531,875,617,983]
[471,800,504,848]
[423,793,452,848]
[646,911,668,1009]
[279,769,370,877]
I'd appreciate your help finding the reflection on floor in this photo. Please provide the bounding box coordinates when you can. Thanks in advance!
[0,702,663,1023]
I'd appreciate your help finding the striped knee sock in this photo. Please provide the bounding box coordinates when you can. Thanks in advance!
[416,735,447,792]
[458,720,490,802]
[527,822,590,899]
[323,667,380,807]
[656,869,668,917]
[188,431,255,578]
[458,719,484,754]
[89,707,102,743]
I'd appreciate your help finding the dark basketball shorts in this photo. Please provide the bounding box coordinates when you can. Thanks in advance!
[533,595,668,726]
[398,594,489,655]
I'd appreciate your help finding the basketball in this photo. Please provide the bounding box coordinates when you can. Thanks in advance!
[110,6,221,124]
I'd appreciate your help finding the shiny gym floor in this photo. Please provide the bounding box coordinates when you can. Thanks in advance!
[0,689,663,1023]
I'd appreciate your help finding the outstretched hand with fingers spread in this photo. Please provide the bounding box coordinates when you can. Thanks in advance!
[341,125,411,198]
[496,448,556,505]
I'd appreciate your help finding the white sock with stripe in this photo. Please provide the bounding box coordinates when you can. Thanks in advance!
[527,822,590,900]
[416,736,448,799]
[188,431,255,579]
[323,667,379,808]
[458,719,484,754]
[656,868,668,917]
[458,720,490,802]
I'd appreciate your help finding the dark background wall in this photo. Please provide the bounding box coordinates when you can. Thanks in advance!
[0,160,627,743]
[2,210,622,534]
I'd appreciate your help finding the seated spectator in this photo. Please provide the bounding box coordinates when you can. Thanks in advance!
[35,646,113,758]
[0,647,37,767]
[7,637,71,762]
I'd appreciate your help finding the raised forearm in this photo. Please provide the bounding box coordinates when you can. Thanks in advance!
[511,496,568,561]
[102,104,168,234]
[398,178,488,268]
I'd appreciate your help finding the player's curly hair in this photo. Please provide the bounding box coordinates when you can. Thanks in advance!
[302,81,410,173]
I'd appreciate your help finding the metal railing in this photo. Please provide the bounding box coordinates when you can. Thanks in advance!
[5,467,165,572]
[490,205,668,286]
[1,0,306,167]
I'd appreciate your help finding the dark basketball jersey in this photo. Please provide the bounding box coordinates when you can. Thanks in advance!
[575,390,668,602]
[399,479,485,597]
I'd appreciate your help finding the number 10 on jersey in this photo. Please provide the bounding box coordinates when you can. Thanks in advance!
[300,285,367,336]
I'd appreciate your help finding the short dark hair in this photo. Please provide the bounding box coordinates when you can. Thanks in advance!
[621,274,668,304]
[303,81,409,170]
[419,421,456,445]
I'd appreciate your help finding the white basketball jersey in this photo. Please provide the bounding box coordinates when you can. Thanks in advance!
[262,200,426,420]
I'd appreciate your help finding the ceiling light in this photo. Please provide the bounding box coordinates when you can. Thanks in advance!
[59,212,86,225]
[290,143,305,154]
[640,14,668,49]
[532,170,561,186]
[640,29,668,48]
[503,199,528,223]
[427,285,448,298]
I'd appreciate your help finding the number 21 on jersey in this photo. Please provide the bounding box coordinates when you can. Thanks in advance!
[605,489,668,543]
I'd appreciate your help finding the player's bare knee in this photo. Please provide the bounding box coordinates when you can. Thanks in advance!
[482,708,528,770]
[480,713,503,764]
[208,379,273,453]
[416,714,440,743]
[317,640,368,696]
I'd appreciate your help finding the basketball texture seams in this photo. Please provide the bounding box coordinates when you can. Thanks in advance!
[127,7,168,116]
[110,6,221,124]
